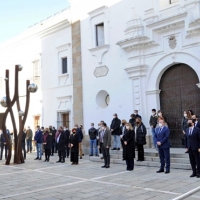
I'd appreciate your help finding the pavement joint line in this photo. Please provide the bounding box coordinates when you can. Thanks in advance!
[0,180,86,199]
[171,185,200,200]
[91,167,147,180]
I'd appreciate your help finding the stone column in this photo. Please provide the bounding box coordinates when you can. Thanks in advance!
[71,21,83,126]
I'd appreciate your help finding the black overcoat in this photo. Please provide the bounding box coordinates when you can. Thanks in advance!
[122,129,135,159]
[69,133,79,152]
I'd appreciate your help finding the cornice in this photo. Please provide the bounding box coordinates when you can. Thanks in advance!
[146,90,161,95]
[117,36,158,51]
[88,5,108,19]
[124,65,148,79]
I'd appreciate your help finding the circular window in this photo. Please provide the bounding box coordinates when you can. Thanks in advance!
[96,90,110,108]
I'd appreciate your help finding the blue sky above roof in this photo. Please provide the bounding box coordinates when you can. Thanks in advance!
[0,0,70,44]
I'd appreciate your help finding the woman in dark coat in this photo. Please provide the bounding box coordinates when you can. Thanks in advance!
[69,128,79,165]
[43,128,52,162]
[135,118,146,161]
[122,123,135,171]
[120,119,127,160]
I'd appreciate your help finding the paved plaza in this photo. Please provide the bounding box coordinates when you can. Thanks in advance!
[0,153,200,200]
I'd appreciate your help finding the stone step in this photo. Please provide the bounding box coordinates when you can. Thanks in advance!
[108,154,190,164]
[110,150,188,158]
[89,157,191,170]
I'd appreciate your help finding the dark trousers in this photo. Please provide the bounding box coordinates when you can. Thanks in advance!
[137,144,144,161]
[100,143,110,166]
[97,140,101,154]
[158,147,170,171]
[66,145,70,158]
[58,150,65,162]
[45,149,51,161]
[126,159,134,170]
[189,150,200,174]
[0,143,8,159]
[22,142,26,158]
[71,152,79,163]
[51,142,56,155]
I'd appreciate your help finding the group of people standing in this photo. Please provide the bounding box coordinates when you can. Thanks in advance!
[33,125,84,165]
[88,110,147,171]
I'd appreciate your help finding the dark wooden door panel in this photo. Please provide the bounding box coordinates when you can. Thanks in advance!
[159,64,200,147]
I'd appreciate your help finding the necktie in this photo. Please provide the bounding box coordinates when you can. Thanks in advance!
[189,129,192,135]
[159,128,162,134]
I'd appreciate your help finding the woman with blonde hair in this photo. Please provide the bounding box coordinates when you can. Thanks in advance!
[43,128,52,162]
[135,117,146,161]
[122,123,135,171]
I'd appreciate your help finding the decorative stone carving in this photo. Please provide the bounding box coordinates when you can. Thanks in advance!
[124,65,148,79]
[94,65,109,78]
[169,35,177,49]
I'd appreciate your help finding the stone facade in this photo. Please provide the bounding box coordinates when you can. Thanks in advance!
[72,21,83,126]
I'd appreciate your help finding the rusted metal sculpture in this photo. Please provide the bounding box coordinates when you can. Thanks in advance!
[0,65,37,165]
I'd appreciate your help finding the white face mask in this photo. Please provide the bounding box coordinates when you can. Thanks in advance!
[158,113,162,116]
[152,112,155,116]
[184,114,187,117]
[159,123,163,127]
[126,126,129,130]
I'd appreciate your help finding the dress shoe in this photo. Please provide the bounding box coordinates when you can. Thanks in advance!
[156,169,164,173]
[61,160,65,163]
[89,154,93,156]
[101,165,106,168]
[111,148,116,150]
[190,173,196,177]
[165,171,170,174]
[95,154,99,157]
[197,174,200,178]
[44,160,47,162]
[117,148,120,151]
[101,157,104,159]
[34,157,39,160]
[71,162,75,165]
[56,160,61,163]
[105,165,110,168]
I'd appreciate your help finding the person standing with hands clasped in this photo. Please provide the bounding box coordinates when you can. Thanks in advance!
[122,123,135,171]
[185,119,200,178]
[69,128,79,165]
[99,123,111,168]
[110,113,121,150]
[155,119,170,174]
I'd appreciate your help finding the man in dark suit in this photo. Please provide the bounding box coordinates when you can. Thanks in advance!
[75,124,83,159]
[56,126,67,163]
[192,115,200,129]
[155,119,170,174]
[185,119,200,178]
[64,126,70,158]
[0,129,11,160]
[99,123,111,168]
[110,113,121,150]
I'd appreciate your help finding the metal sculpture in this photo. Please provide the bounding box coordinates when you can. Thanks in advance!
[0,65,38,165]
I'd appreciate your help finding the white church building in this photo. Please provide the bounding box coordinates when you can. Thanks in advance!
[0,0,200,147]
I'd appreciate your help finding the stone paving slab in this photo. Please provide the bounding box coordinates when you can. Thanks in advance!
[0,152,200,200]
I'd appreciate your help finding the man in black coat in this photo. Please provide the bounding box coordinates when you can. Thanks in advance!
[0,129,11,160]
[50,126,56,156]
[185,119,200,178]
[129,114,136,128]
[56,126,67,163]
[75,124,83,159]
[88,123,98,156]
[64,126,70,158]
[149,109,158,148]
[110,113,121,150]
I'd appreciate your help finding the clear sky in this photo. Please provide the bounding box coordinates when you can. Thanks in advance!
[0,0,70,44]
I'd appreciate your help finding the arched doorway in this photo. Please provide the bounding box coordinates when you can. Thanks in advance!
[159,63,200,147]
